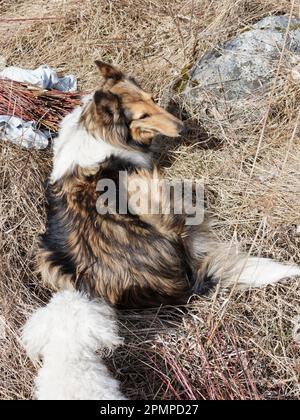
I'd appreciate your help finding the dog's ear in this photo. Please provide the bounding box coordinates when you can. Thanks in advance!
[130,119,159,146]
[95,61,123,81]
[93,90,123,124]
[92,90,128,146]
[21,308,50,363]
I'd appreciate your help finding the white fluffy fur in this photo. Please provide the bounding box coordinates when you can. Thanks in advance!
[230,257,300,288]
[191,232,300,289]
[196,241,300,289]
[51,100,151,183]
[21,290,126,400]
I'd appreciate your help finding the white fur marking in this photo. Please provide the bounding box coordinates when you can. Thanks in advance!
[51,103,151,183]
[21,291,126,400]
[234,257,300,288]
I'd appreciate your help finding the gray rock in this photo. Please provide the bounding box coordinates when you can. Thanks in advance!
[182,15,300,104]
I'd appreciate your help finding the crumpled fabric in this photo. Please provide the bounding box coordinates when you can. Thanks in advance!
[0,64,77,92]
[0,115,50,150]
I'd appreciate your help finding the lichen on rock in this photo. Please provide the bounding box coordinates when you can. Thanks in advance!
[181,15,300,109]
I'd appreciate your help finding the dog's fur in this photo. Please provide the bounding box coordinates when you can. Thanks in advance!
[21,290,126,400]
[37,61,300,308]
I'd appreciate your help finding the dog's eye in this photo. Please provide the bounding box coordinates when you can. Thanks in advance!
[140,113,150,119]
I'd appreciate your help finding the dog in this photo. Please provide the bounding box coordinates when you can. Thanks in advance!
[37,61,300,308]
[21,290,126,400]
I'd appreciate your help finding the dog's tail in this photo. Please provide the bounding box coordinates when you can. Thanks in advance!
[187,228,300,294]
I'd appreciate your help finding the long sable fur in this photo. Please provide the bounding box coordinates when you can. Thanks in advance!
[37,61,300,309]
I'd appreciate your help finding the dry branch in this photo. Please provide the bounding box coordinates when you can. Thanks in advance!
[0,79,83,132]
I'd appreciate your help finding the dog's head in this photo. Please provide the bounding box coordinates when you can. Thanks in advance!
[80,61,184,150]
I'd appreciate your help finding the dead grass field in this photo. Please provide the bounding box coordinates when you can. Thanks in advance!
[0,0,300,400]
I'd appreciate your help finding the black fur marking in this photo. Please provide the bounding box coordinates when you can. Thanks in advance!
[126,136,152,151]
[94,61,123,82]
[40,185,76,277]
[193,272,217,295]
[94,90,120,110]
[128,76,143,89]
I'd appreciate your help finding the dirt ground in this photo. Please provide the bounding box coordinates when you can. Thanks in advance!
[0,0,300,400]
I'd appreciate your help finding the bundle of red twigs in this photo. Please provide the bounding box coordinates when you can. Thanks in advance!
[0,79,84,132]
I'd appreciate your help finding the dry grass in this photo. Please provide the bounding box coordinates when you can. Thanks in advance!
[0,0,300,400]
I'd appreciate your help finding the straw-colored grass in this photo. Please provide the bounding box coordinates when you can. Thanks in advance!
[0,0,299,400]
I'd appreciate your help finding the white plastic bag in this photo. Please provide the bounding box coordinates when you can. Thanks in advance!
[0,64,78,149]
[0,115,49,150]
[0,64,77,92]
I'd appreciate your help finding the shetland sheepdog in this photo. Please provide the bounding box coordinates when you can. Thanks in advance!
[37,61,300,308]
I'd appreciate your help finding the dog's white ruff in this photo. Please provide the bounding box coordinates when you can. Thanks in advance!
[51,101,151,183]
